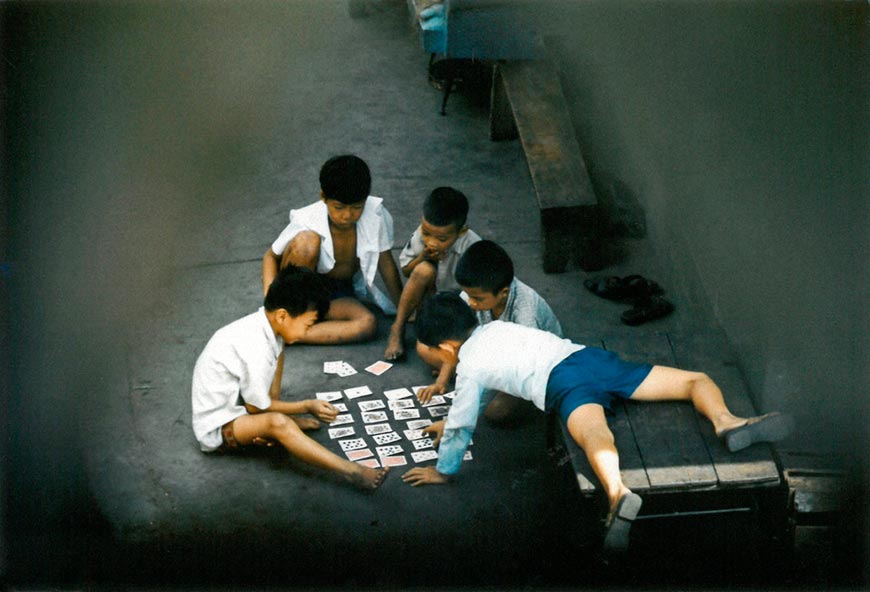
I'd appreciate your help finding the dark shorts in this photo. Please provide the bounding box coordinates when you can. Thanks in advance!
[322,276,356,301]
[544,347,653,423]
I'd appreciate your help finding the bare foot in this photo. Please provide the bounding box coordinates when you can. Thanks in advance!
[347,465,390,490]
[291,417,321,431]
[384,327,405,361]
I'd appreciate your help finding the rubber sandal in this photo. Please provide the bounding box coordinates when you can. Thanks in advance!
[721,412,794,452]
[584,275,663,301]
[620,295,674,326]
[603,492,642,553]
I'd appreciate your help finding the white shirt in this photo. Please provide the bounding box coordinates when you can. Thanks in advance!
[271,196,396,314]
[437,321,583,474]
[398,226,482,292]
[191,308,283,452]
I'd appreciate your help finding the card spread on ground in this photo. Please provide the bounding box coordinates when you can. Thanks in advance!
[383,387,414,401]
[388,399,414,410]
[333,403,348,413]
[347,448,374,461]
[330,414,354,426]
[328,427,355,439]
[442,391,456,399]
[403,429,425,440]
[362,411,389,424]
[382,455,407,467]
[365,422,393,435]
[339,438,367,452]
[358,399,385,411]
[316,391,343,402]
[344,385,373,400]
[372,432,401,445]
[406,419,432,430]
[463,450,473,461]
[411,386,426,395]
[393,408,420,420]
[411,450,438,463]
[428,405,450,417]
[323,361,343,374]
[422,395,446,407]
[365,360,393,376]
[356,457,380,468]
[412,438,434,450]
[375,444,403,458]
[336,362,357,377]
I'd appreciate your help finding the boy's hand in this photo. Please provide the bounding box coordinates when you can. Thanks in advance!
[416,382,445,404]
[422,246,445,262]
[422,420,445,448]
[402,466,449,487]
[306,399,338,423]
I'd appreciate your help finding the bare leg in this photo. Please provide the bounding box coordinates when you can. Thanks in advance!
[299,297,377,344]
[385,262,436,360]
[232,413,389,490]
[566,403,630,511]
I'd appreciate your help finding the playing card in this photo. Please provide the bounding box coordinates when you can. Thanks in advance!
[364,360,393,376]
[442,390,456,400]
[330,414,354,426]
[393,408,420,420]
[328,427,355,439]
[403,429,426,440]
[382,455,408,467]
[412,438,434,450]
[463,450,473,461]
[347,448,374,461]
[358,399,385,411]
[428,405,450,417]
[406,419,432,430]
[337,362,357,377]
[362,411,388,424]
[387,399,414,410]
[339,438,367,452]
[383,387,414,401]
[411,386,426,395]
[356,457,380,468]
[323,360,343,374]
[365,422,393,435]
[421,395,446,407]
[411,450,438,463]
[344,385,372,400]
[316,391,343,402]
[333,403,348,413]
[372,432,401,445]
[375,444,403,458]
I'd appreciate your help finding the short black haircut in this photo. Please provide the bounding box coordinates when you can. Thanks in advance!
[416,292,478,347]
[455,240,514,294]
[319,154,371,204]
[264,265,330,319]
[422,186,469,229]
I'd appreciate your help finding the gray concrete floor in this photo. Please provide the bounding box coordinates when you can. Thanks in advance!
[6,1,856,589]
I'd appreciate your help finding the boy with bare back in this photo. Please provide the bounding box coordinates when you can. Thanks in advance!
[192,266,389,490]
[262,155,403,344]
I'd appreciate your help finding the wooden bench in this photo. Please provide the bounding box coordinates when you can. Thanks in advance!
[550,330,783,510]
[490,59,602,272]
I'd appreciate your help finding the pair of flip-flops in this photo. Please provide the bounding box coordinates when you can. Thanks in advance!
[583,275,674,326]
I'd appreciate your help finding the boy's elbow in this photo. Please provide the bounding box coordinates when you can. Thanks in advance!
[245,402,267,415]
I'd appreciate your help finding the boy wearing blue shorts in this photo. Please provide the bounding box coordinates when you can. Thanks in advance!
[402,293,794,551]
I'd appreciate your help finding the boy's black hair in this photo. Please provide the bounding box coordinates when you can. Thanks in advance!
[319,154,371,204]
[264,265,330,320]
[422,186,469,229]
[455,240,514,294]
[416,292,478,347]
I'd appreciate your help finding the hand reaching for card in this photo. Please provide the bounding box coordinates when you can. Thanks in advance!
[306,399,338,423]
[422,420,445,448]
[416,382,446,404]
[402,466,449,487]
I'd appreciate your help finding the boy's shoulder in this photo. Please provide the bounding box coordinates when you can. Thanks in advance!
[454,228,482,252]
[210,308,275,351]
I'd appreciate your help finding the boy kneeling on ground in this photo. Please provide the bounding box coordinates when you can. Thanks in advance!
[192,265,389,490]
[402,293,793,550]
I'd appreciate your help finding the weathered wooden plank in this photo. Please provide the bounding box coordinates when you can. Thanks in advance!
[603,333,718,490]
[489,64,518,141]
[499,60,596,211]
[669,330,781,487]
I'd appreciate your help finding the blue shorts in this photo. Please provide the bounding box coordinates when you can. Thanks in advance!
[544,347,653,423]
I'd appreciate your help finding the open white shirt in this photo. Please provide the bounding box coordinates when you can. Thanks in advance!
[398,226,482,292]
[191,308,283,452]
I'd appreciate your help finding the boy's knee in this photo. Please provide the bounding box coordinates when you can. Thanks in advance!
[265,412,298,436]
[410,261,437,284]
[281,231,321,269]
[357,310,378,340]
[575,424,615,450]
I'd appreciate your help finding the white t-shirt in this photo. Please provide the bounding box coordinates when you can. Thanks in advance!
[398,226,482,292]
[191,307,283,452]
[271,196,396,313]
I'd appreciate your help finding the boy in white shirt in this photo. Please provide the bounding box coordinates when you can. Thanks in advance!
[192,266,389,490]
[402,293,793,550]
[262,155,403,344]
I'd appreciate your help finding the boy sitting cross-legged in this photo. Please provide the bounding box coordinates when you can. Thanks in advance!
[192,265,389,490]
[402,293,793,551]
[262,154,404,344]
[383,186,481,362]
